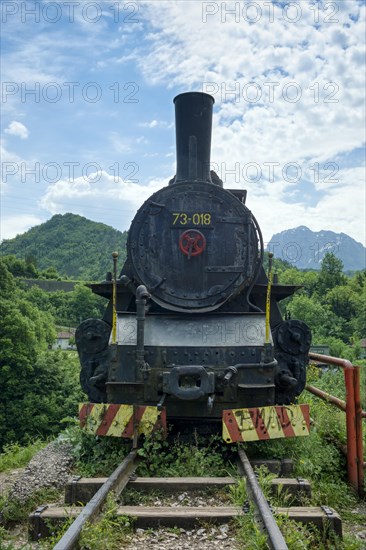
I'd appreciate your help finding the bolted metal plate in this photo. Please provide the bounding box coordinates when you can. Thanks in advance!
[222,404,310,443]
[79,403,167,438]
[115,313,269,347]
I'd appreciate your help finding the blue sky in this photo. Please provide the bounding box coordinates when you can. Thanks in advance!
[1,0,365,248]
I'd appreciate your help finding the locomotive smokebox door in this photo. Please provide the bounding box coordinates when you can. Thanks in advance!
[127,182,261,312]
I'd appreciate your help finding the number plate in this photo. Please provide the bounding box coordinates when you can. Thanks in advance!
[171,212,213,226]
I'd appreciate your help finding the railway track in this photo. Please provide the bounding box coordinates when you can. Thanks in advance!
[29,448,342,549]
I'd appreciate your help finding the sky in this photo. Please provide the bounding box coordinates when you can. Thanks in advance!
[1,0,365,251]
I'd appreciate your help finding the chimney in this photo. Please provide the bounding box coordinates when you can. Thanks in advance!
[173,92,215,184]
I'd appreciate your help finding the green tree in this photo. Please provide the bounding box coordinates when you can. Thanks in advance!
[68,284,105,325]
[325,285,359,320]
[1,255,38,278]
[26,285,55,314]
[40,266,60,279]
[323,336,360,361]
[0,260,85,449]
[286,294,343,341]
[282,257,366,354]
[279,268,318,296]
[0,295,56,447]
[317,253,346,295]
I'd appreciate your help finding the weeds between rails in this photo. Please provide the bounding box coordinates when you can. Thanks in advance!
[28,441,347,550]
[1,400,365,550]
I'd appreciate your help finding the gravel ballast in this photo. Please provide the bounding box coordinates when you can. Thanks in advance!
[7,441,74,503]
[124,524,240,549]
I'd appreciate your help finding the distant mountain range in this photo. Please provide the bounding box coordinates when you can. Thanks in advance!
[0,213,128,280]
[1,215,365,280]
[267,226,366,271]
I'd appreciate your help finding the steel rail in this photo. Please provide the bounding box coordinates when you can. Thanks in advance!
[238,448,289,550]
[53,449,138,550]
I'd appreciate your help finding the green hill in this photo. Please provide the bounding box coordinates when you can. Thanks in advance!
[0,213,128,281]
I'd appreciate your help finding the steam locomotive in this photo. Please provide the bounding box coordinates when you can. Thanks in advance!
[77,92,311,442]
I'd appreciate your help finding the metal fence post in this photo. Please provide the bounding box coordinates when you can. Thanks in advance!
[353,366,364,494]
[308,353,364,494]
[343,365,358,492]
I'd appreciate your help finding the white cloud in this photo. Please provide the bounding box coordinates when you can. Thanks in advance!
[0,139,24,194]
[125,0,366,244]
[1,0,364,248]
[0,214,43,241]
[109,132,132,154]
[247,174,365,246]
[39,171,168,231]
[139,119,173,129]
[141,119,158,128]
[4,121,29,139]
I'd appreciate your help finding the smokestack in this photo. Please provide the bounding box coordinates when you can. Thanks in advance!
[173,92,215,184]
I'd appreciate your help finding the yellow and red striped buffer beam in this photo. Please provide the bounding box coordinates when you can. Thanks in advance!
[222,404,310,443]
[79,403,167,438]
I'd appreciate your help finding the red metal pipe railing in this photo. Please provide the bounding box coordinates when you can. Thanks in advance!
[305,384,346,411]
[306,353,365,495]
[353,366,364,492]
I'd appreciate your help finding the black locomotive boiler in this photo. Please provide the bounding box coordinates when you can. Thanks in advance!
[77,92,312,442]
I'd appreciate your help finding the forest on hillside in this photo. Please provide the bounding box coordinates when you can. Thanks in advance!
[0,213,128,281]
[0,252,365,451]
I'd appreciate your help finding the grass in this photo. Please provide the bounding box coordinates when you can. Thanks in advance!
[136,430,236,477]
[78,495,134,550]
[0,487,63,525]
[239,364,365,548]
[34,494,134,550]
[57,421,132,477]
[0,361,364,549]
[0,440,46,472]
[229,463,364,550]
